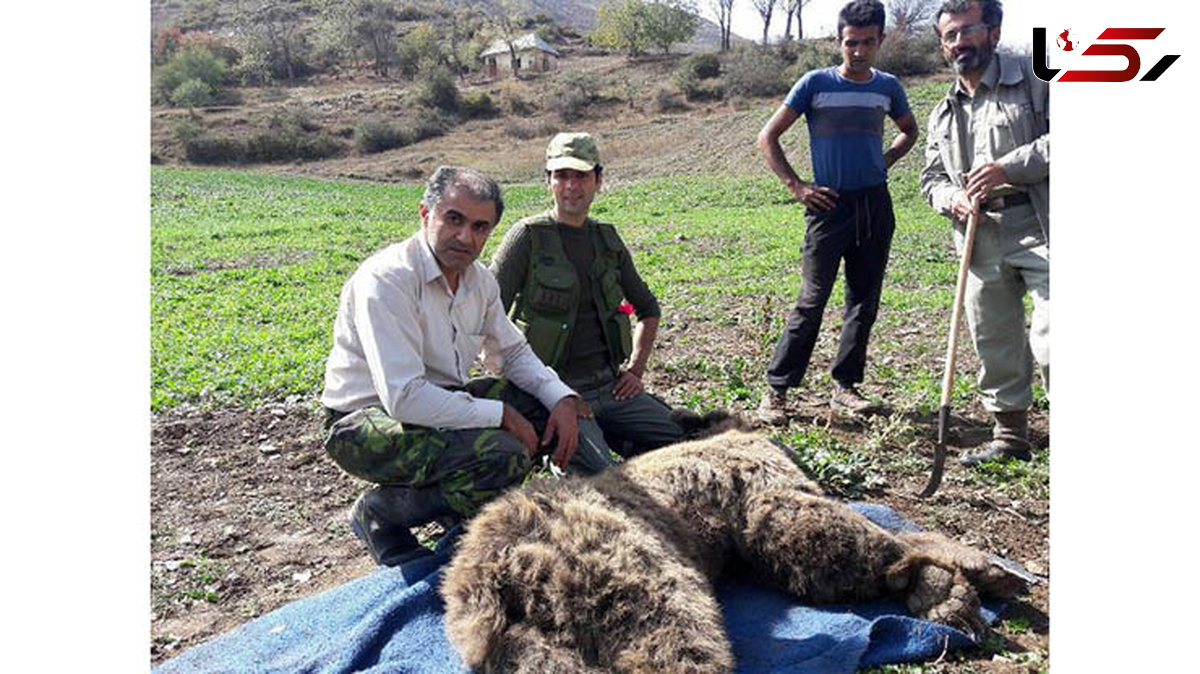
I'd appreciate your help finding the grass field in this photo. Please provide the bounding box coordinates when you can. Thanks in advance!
[151,165,956,405]
[150,79,1043,420]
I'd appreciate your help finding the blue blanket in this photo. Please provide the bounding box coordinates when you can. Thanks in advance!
[155,505,1005,674]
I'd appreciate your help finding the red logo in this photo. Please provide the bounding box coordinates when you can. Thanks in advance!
[1033,27,1180,82]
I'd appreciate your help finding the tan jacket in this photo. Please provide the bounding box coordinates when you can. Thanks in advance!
[920,52,1050,242]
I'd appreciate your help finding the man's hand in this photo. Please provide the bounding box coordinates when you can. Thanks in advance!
[789,180,839,211]
[543,396,581,468]
[964,162,1008,204]
[500,403,538,457]
[949,190,977,222]
[613,368,644,401]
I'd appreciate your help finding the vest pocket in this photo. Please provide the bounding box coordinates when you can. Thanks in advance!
[611,312,633,363]
[598,268,624,310]
[528,265,575,313]
[518,315,569,366]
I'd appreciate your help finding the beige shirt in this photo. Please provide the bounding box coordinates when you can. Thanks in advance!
[321,231,575,429]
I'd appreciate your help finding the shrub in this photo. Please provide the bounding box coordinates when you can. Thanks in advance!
[673,71,725,101]
[786,39,843,75]
[652,87,688,113]
[679,52,721,80]
[296,133,345,160]
[184,136,246,164]
[154,47,228,105]
[268,106,321,133]
[355,112,449,154]
[504,118,559,140]
[461,91,500,119]
[169,78,215,110]
[875,32,943,76]
[723,47,792,98]
[355,117,406,154]
[548,71,601,122]
[415,68,460,113]
[498,84,535,116]
[172,119,207,144]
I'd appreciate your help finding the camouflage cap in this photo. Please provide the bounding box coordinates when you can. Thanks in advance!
[545,132,600,172]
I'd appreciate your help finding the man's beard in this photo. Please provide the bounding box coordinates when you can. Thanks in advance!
[946,42,995,76]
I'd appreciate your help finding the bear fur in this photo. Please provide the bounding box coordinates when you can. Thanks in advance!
[440,430,1025,673]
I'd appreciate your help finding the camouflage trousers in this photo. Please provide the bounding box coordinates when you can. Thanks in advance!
[324,378,616,517]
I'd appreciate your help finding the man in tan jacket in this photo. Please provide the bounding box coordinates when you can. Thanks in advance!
[920,0,1049,465]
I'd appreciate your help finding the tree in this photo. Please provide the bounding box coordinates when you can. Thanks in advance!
[887,0,936,36]
[438,0,488,79]
[314,0,363,69]
[170,78,216,118]
[354,0,401,77]
[750,0,776,46]
[793,0,814,39]
[642,0,699,54]
[595,0,699,56]
[154,46,228,105]
[706,0,736,52]
[233,0,308,82]
[780,0,812,42]
[593,0,650,56]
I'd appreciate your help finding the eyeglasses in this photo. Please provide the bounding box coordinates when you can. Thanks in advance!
[940,23,991,45]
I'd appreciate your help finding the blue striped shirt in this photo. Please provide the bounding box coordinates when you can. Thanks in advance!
[784,67,911,191]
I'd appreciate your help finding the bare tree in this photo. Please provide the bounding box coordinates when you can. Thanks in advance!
[235,0,307,81]
[485,0,532,77]
[794,0,814,40]
[751,0,776,45]
[888,0,936,36]
[440,0,486,79]
[706,0,736,52]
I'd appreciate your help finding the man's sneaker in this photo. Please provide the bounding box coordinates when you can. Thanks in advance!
[349,490,433,567]
[830,384,883,416]
[959,439,1033,466]
[756,390,789,426]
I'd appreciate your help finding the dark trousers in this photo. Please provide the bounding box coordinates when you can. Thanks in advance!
[767,183,896,389]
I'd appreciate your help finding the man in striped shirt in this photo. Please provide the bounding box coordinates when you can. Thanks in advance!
[756,0,919,425]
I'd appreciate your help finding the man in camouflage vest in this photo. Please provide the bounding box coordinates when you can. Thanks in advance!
[320,166,617,567]
[490,133,683,457]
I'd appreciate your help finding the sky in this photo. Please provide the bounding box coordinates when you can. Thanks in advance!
[702,0,1038,49]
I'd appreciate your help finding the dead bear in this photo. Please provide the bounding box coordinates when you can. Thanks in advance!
[441,430,1025,673]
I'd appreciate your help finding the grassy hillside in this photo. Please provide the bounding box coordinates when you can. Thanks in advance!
[150,77,1026,416]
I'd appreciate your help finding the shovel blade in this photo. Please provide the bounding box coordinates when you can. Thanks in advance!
[919,405,952,497]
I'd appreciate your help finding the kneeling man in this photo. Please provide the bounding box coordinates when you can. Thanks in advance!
[321,166,615,566]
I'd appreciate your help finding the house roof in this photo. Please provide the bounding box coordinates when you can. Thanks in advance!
[480,33,561,58]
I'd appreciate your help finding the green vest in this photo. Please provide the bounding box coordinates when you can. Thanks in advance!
[511,214,633,371]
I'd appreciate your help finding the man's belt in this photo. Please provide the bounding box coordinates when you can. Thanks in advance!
[983,192,1031,211]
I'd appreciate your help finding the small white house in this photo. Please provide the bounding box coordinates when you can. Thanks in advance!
[481,33,560,78]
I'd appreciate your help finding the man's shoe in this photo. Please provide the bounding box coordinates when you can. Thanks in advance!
[349,487,440,566]
[830,384,883,416]
[756,390,789,426]
[958,439,1033,466]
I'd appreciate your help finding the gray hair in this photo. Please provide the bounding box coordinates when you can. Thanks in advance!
[421,166,505,224]
[934,0,1003,35]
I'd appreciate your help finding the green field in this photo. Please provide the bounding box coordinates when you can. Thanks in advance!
[150,80,988,414]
